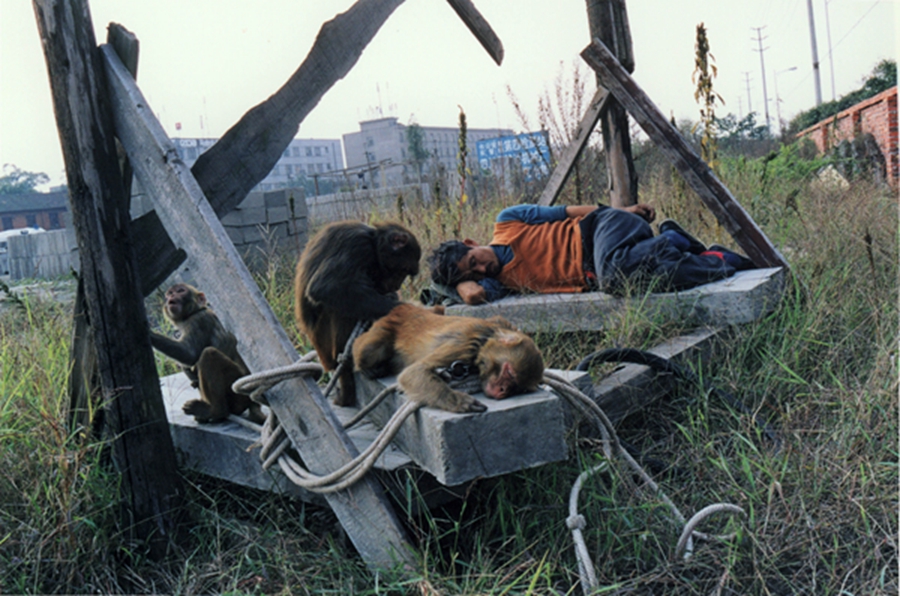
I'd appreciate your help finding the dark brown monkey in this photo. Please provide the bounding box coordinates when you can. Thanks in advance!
[150,283,264,424]
[294,220,421,407]
[352,303,545,413]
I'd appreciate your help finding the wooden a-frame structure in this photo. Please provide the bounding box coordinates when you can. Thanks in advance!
[35,0,787,574]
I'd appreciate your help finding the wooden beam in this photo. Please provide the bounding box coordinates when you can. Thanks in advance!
[581,38,790,269]
[100,43,416,573]
[586,0,638,207]
[33,0,184,558]
[445,0,504,65]
[537,87,609,206]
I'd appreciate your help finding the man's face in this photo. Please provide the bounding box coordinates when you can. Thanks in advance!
[456,242,500,281]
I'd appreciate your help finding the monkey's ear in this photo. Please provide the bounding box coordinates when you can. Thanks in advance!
[195,292,208,307]
[389,232,409,251]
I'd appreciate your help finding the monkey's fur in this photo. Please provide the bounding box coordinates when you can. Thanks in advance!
[150,283,264,424]
[353,303,545,413]
[294,220,421,406]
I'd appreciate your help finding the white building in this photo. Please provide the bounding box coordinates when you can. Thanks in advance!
[172,137,344,193]
[342,117,514,189]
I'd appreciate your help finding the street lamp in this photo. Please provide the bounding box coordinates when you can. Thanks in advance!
[774,66,798,136]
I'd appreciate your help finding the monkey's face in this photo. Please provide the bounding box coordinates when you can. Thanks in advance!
[482,361,518,399]
[164,284,205,322]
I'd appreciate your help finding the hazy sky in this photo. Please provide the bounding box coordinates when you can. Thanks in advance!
[1,0,896,190]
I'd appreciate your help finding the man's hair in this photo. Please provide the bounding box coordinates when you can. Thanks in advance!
[428,240,472,286]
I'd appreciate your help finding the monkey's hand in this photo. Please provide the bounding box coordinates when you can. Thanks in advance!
[443,390,488,414]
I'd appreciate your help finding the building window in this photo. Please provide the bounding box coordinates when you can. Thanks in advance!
[292,147,300,157]
[316,163,324,173]
[49,212,61,228]
[26,215,37,227]
[283,149,290,158]
[305,147,313,156]
[307,164,315,174]
[314,146,322,156]
[2,217,12,230]
[324,146,329,154]
[326,164,331,171]
[285,165,293,176]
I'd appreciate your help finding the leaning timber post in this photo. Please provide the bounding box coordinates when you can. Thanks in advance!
[581,38,789,269]
[33,0,185,558]
[585,0,639,207]
[67,24,141,437]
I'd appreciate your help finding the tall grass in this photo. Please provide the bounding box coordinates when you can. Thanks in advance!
[0,148,896,594]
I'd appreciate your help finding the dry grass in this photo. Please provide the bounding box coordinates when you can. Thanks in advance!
[0,146,896,594]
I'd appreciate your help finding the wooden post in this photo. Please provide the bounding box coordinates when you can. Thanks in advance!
[581,38,789,269]
[585,0,639,207]
[101,44,417,573]
[33,0,184,558]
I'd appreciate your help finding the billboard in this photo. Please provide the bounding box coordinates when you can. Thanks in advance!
[476,131,551,180]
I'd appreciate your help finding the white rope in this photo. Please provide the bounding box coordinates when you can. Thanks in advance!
[542,372,746,595]
[229,335,425,493]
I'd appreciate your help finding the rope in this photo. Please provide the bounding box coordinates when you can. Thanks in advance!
[228,319,427,494]
[543,371,746,595]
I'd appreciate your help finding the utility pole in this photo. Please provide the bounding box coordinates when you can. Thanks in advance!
[774,66,798,136]
[743,71,753,114]
[806,0,823,105]
[751,27,771,132]
[823,0,837,101]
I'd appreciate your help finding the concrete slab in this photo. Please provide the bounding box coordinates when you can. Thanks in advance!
[160,373,412,504]
[446,267,784,333]
[354,370,575,487]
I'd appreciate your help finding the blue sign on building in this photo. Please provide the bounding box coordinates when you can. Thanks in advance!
[476,131,551,180]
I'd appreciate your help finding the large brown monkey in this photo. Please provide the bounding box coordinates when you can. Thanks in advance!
[294,220,421,407]
[352,303,545,413]
[150,283,265,424]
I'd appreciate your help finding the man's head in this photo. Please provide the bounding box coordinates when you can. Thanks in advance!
[429,239,501,285]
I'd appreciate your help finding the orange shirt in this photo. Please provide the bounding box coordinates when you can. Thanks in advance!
[490,218,587,294]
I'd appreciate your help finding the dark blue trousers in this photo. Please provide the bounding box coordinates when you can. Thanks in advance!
[589,207,734,294]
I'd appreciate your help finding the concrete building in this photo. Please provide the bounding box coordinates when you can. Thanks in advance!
[172,137,345,192]
[342,117,514,188]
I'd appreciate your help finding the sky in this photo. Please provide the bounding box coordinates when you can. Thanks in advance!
[1,0,896,190]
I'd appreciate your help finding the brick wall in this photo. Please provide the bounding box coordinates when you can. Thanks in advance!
[796,86,898,186]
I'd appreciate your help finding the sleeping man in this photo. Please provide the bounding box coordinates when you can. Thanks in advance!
[427,203,754,305]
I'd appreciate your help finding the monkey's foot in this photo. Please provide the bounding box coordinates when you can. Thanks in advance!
[183,399,222,423]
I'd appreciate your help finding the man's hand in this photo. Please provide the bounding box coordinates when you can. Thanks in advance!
[624,203,656,223]
[456,281,487,305]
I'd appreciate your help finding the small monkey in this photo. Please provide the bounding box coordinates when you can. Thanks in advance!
[352,303,545,413]
[150,283,264,424]
[294,220,421,407]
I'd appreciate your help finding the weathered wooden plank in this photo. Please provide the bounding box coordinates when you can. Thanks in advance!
[586,0,638,207]
[537,87,609,206]
[354,374,570,486]
[34,0,183,558]
[447,267,785,333]
[580,38,789,270]
[445,0,504,65]
[100,44,415,572]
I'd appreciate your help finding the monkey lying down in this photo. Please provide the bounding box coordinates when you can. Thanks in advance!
[352,303,545,413]
[150,283,265,424]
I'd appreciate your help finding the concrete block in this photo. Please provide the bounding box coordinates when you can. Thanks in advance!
[239,192,265,209]
[354,370,569,486]
[263,190,288,208]
[266,206,290,225]
[159,373,412,503]
[447,267,784,333]
[237,207,267,226]
[223,226,244,246]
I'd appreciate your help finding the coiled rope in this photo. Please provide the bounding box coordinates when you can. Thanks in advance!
[228,321,426,494]
[228,332,747,591]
